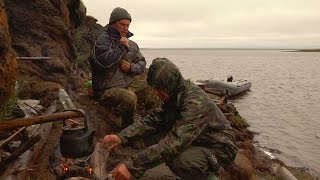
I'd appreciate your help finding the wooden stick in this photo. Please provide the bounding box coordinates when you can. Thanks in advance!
[0,102,57,179]
[90,142,109,179]
[24,102,43,115]
[16,57,51,60]
[0,127,27,149]
[12,165,37,174]
[66,119,81,125]
[0,134,41,171]
[0,111,83,130]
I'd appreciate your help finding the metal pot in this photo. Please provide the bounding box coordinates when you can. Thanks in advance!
[60,109,96,158]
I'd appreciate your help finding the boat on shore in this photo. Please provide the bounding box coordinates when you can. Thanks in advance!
[197,76,252,96]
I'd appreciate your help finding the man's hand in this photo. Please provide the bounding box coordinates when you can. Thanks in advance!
[111,163,131,180]
[120,60,131,72]
[102,134,122,151]
[120,37,129,48]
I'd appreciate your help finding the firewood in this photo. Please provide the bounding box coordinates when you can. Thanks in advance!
[90,142,109,179]
[0,111,84,130]
[0,127,27,149]
[0,134,41,171]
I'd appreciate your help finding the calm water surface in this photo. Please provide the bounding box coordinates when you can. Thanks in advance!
[141,49,320,175]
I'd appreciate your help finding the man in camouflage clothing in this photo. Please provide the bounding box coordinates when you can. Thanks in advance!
[90,7,146,127]
[103,58,237,180]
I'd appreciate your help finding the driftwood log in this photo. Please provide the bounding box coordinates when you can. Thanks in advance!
[0,127,27,149]
[0,134,41,171]
[16,57,52,60]
[0,110,84,130]
[0,101,58,179]
[90,142,109,179]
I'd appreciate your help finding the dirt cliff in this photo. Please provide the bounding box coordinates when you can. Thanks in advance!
[0,0,17,107]
[4,0,96,107]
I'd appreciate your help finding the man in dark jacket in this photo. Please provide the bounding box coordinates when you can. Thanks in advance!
[90,7,146,127]
[102,58,238,180]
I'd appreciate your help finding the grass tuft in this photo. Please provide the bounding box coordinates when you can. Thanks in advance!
[0,90,20,122]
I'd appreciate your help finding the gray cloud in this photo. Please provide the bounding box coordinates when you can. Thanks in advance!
[82,0,320,49]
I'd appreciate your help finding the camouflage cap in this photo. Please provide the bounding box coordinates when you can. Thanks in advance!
[147,58,184,97]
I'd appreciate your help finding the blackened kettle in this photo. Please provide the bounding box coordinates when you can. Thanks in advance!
[60,109,96,158]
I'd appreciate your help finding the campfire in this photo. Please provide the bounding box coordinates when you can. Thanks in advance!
[0,91,108,179]
[49,140,111,180]
[50,110,97,180]
[50,147,96,179]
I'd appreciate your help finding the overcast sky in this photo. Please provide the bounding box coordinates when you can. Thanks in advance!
[82,0,320,49]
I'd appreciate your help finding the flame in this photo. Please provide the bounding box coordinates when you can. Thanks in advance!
[87,167,93,174]
[63,163,69,173]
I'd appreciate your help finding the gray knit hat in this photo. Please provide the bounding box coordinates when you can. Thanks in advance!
[109,7,132,24]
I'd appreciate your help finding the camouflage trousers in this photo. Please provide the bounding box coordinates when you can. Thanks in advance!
[127,78,160,116]
[129,143,236,179]
[99,87,137,128]
[165,145,236,180]
[99,79,159,128]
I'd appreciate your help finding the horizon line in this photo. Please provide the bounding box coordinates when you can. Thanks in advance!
[140,47,319,50]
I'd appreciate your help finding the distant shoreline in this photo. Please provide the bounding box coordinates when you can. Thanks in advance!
[141,48,320,51]
[294,49,320,52]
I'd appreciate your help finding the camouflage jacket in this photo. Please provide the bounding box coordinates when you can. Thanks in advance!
[117,58,237,176]
[89,25,146,98]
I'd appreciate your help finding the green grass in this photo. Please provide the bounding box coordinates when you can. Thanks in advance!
[0,90,20,122]
[233,114,249,129]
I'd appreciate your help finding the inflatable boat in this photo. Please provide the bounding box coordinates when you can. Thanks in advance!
[196,76,252,96]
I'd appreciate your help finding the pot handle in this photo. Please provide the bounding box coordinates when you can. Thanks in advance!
[89,129,96,143]
[63,109,89,130]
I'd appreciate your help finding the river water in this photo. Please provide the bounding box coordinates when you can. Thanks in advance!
[141,49,320,175]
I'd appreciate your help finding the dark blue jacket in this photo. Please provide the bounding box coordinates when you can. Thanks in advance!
[90,25,146,98]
